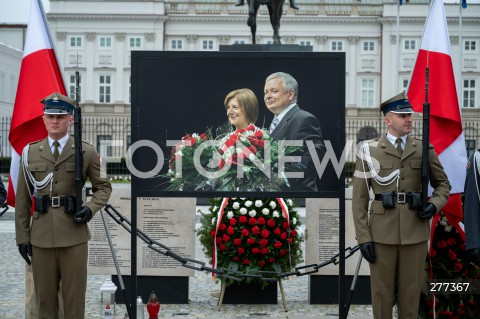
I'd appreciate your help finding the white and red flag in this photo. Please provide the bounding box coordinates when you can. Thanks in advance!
[7,0,66,207]
[407,0,467,236]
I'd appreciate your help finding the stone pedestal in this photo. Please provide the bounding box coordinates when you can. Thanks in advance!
[222,281,277,304]
[112,275,189,304]
[219,44,313,52]
[309,275,371,304]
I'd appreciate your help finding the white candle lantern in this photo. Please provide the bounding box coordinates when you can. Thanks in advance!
[100,279,118,315]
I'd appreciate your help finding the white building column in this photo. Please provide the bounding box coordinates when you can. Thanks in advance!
[283,35,296,45]
[315,36,327,52]
[347,36,359,107]
[145,32,156,50]
[115,32,126,103]
[218,35,230,46]
[449,35,460,97]
[85,32,96,103]
[186,34,197,51]
[55,32,67,72]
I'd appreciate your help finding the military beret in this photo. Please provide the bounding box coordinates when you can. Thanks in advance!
[41,92,75,115]
[380,92,414,115]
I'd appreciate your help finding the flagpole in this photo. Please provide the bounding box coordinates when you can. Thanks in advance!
[405,0,433,93]
[36,0,67,89]
[458,2,463,112]
[396,1,400,92]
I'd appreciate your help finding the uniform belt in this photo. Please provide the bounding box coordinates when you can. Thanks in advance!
[35,195,74,207]
[374,192,416,204]
[50,196,67,208]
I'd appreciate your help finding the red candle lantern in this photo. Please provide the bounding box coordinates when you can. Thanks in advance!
[146,291,160,319]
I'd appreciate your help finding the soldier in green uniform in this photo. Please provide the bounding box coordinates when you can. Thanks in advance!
[15,92,112,319]
[352,92,451,319]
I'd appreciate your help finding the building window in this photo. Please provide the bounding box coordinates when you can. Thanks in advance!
[331,41,343,51]
[97,135,112,157]
[171,39,183,50]
[234,40,246,44]
[299,41,311,47]
[361,79,375,107]
[99,75,111,103]
[465,40,476,52]
[402,79,409,92]
[202,40,214,50]
[69,36,82,48]
[129,37,141,49]
[99,36,112,48]
[465,139,476,158]
[362,41,375,52]
[68,74,81,100]
[463,79,476,108]
[404,39,416,51]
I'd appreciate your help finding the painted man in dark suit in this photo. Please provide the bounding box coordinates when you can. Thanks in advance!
[352,92,451,319]
[15,92,112,319]
[264,71,325,192]
[464,149,480,266]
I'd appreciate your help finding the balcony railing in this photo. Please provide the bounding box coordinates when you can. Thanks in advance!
[164,0,391,17]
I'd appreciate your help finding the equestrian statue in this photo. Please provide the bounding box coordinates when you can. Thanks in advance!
[235,0,299,45]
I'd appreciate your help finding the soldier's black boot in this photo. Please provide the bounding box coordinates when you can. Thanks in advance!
[235,0,244,6]
[290,0,299,10]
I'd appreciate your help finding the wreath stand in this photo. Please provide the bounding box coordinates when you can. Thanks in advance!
[216,279,288,312]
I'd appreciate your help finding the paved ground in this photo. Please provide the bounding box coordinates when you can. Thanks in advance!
[0,205,375,319]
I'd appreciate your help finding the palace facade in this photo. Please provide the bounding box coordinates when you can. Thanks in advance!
[2,0,479,166]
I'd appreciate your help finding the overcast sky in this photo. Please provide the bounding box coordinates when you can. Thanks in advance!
[0,0,49,24]
[0,0,477,25]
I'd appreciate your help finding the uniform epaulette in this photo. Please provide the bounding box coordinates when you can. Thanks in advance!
[82,140,93,146]
[412,137,434,148]
[28,139,43,145]
[363,138,379,145]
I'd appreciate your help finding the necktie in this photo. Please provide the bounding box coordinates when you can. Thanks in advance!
[53,141,60,160]
[269,117,279,134]
[396,137,403,156]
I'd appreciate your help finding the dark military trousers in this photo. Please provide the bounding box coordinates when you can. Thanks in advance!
[32,243,88,319]
[369,241,427,319]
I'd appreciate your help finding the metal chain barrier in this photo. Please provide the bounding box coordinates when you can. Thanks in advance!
[0,205,9,218]
[103,204,360,282]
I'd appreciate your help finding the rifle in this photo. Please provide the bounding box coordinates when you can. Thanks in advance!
[74,69,84,213]
[422,67,430,209]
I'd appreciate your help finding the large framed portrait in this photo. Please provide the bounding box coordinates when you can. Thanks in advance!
[131,51,345,198]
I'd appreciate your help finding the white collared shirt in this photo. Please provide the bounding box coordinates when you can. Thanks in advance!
[48,134,69,156]
[386,133,407,151]
[274,103,296,124]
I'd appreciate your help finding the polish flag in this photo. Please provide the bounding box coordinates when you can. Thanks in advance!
[407,0,467,233]
[7,0,66,207]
